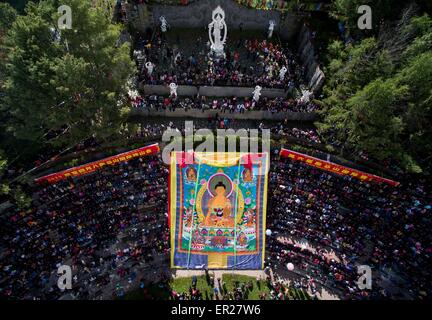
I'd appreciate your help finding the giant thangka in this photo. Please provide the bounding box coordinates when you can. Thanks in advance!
[170,152,269,269]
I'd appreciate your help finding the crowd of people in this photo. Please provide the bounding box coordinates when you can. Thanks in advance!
[135,31,304,89]
[131,95,320,113]
[270,120,321,144]
[267,155,432,299]
[0,155,169,299]
[2,0,431,304]
[129,117,322,146]
[1,145,431,300]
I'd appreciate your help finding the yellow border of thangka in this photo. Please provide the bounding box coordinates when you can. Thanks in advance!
[261,153,269,269]
[170,152,178,268]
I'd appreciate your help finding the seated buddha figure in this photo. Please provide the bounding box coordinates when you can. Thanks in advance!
[203,181,235,228]
[242,168,253,183]
[186,166,197,182]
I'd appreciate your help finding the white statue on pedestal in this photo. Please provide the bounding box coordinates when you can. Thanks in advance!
[268,20,276,38]
[279,66,288,81]
[299,88,313,104]
[145,61,154,76]
[159,16,168,33]
[169,83,178,98]
[252,85,262,103]
[208,6,227,58]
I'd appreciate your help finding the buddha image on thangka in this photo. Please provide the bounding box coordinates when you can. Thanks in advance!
[185,166,197,182]
[242,167,255,183]
[170,152,268,269]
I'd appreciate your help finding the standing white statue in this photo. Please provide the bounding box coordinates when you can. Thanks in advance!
[299,88,313,104]
[159,16,168,33]
[145,61,154,76]
[208,6,227,58]
[268,20,276,38]
[169,83,178,98]
[252,85,262,103]
[279,66,288,81]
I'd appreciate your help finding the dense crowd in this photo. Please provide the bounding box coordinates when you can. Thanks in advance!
[130,118,321,145]
[2,0,430,304]
[0,155,169,299]
[1,147,430,300]
[267,155,432,299]
[269,120,321,144]
[131,95,320,113]
[136,31,304,89]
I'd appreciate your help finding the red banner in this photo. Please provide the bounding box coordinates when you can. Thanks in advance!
[280,148,399,187]
[35,143,160,184]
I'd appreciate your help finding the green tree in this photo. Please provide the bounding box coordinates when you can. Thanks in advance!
[1,0,135,157]
[395,50,432,168]
[0,151,10,196]
[4,0,31,13]
[0,4,17,198]
[318,12,432,172]
[344,78,408,160]
[0,2,17,35]
[0,3,17,83]
[0,150,31,209]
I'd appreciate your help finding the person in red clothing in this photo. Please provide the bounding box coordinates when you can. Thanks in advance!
[163,97,171,110]
[252,38,259,50]
[234,51,240,63]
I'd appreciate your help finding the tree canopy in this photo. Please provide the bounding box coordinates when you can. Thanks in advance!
[0,0,134,207]
[317,10,432,172]
[1,0,134,158]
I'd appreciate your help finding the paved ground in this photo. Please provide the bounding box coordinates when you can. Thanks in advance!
[272,264,340,300]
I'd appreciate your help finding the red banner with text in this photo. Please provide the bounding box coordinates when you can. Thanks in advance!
[280,148,399,187]
[35,143,160,185]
